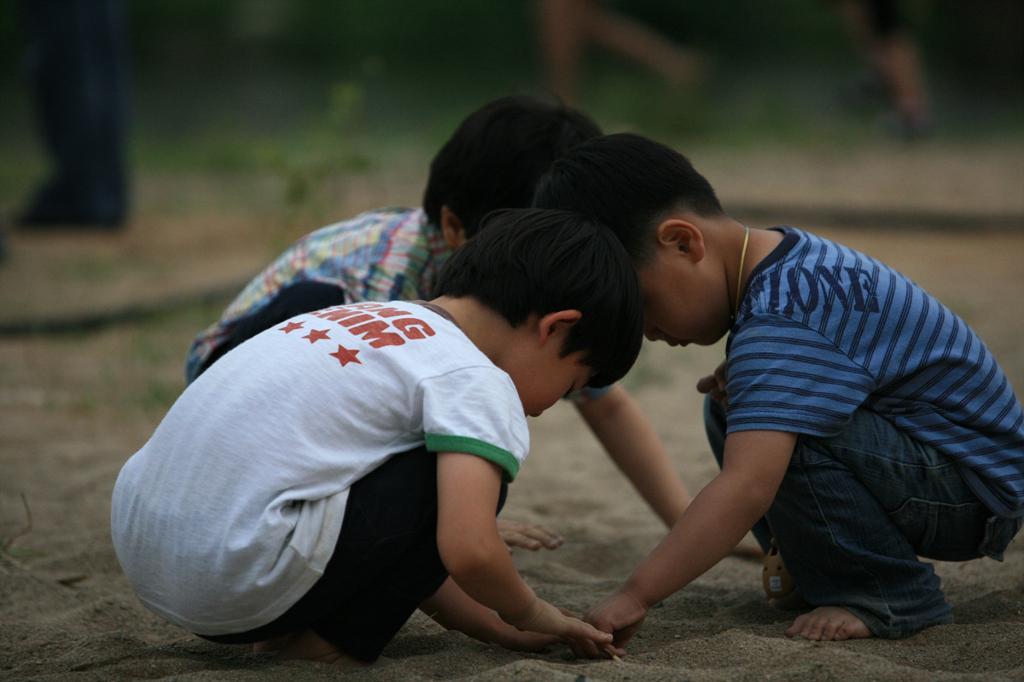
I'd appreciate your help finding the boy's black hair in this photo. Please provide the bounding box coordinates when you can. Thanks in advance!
[433,208,643,389]
[532,133,724,263]
[423,95,602,238]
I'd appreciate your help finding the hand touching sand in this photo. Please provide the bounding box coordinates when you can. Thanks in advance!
[502,597,615,652]
[499,519,564,551]
[571,590,647,658]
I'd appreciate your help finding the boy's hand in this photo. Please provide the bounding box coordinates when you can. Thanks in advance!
[501,598,615,653]
[494,628,561,652]
[421,577,560,653]
[574,590,648,658]
[498,519,564,551]
[696,361,728,404]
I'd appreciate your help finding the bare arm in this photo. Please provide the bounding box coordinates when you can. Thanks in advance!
[576,384,691,527]
[579,430,796,656]
[420,577,558,652]
[435,452,614,649]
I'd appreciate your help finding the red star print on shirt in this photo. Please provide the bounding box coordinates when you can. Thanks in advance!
[303,328,331,344]
[329,344,362,366]
[279,321,304,333]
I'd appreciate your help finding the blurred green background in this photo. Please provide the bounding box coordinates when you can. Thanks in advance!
[0,0,1021,197]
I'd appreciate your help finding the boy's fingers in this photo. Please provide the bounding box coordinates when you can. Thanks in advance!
[498,521,563,550]
[708,362,729,399]
[568,638,599,659]
[784,614,806,637]
[566,619,613,645]
[522,633,560,651]
[698,374,728,400]
[568,631,612,659]
[612,621,643,649]
[696,374,717,394]
[505,532,542,550]
[602,644,626,659]
[518,524,564,548]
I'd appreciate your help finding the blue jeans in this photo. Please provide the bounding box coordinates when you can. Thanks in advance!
[704,396,1021,638]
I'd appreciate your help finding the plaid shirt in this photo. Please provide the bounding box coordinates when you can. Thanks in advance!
[185,208,450,381]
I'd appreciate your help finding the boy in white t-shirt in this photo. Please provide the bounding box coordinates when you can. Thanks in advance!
[111,208,643,664]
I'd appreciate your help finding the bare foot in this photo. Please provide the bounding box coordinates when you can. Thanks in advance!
[785,606,872,641]
[252,633,294,653]
[254,629,365,666]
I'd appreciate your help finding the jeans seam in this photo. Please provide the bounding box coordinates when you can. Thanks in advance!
[796,457,897,626]
[827,443,949,472]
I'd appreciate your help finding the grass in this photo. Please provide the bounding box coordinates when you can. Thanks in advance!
[1,60,1020,206]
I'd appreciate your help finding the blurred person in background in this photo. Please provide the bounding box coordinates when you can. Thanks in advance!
[834,0,932,139]
[16,0,129,230]
[537,0,703,104]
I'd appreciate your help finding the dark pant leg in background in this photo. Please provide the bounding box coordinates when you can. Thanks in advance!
[197,281,348,376]
[19,0,128,227]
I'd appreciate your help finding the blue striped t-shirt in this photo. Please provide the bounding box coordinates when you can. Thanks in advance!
[726,227,1024,518]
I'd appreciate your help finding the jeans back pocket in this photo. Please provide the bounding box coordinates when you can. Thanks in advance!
[890,497,990,561]
[978,515,1023,561]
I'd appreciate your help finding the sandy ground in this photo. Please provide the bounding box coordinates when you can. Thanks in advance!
[1,146,1023,680]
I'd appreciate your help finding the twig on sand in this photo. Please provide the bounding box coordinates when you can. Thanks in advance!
[2,493,33,553]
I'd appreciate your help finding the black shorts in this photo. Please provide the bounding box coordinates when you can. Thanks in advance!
[201,447,508,662]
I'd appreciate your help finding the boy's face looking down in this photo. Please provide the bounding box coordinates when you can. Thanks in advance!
[501,310,594,417]
[530,133,734,347]
[431,208,644,409]
[636,218,734,347]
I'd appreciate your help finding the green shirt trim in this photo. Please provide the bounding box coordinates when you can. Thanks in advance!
[424,433,520,482]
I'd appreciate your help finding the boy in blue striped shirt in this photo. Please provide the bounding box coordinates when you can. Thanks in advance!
[534,133,1023,650]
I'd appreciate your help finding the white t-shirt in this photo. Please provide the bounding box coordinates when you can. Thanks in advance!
[111,301,530,635]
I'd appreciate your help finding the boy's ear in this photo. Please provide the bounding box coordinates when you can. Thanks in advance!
[537,309,583,345]
[655,218,705,263]
[440,205,467,250]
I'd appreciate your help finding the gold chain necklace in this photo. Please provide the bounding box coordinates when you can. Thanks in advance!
[733,225,750,320]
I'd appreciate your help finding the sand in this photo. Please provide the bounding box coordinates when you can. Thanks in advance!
[2,147,1023,680]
